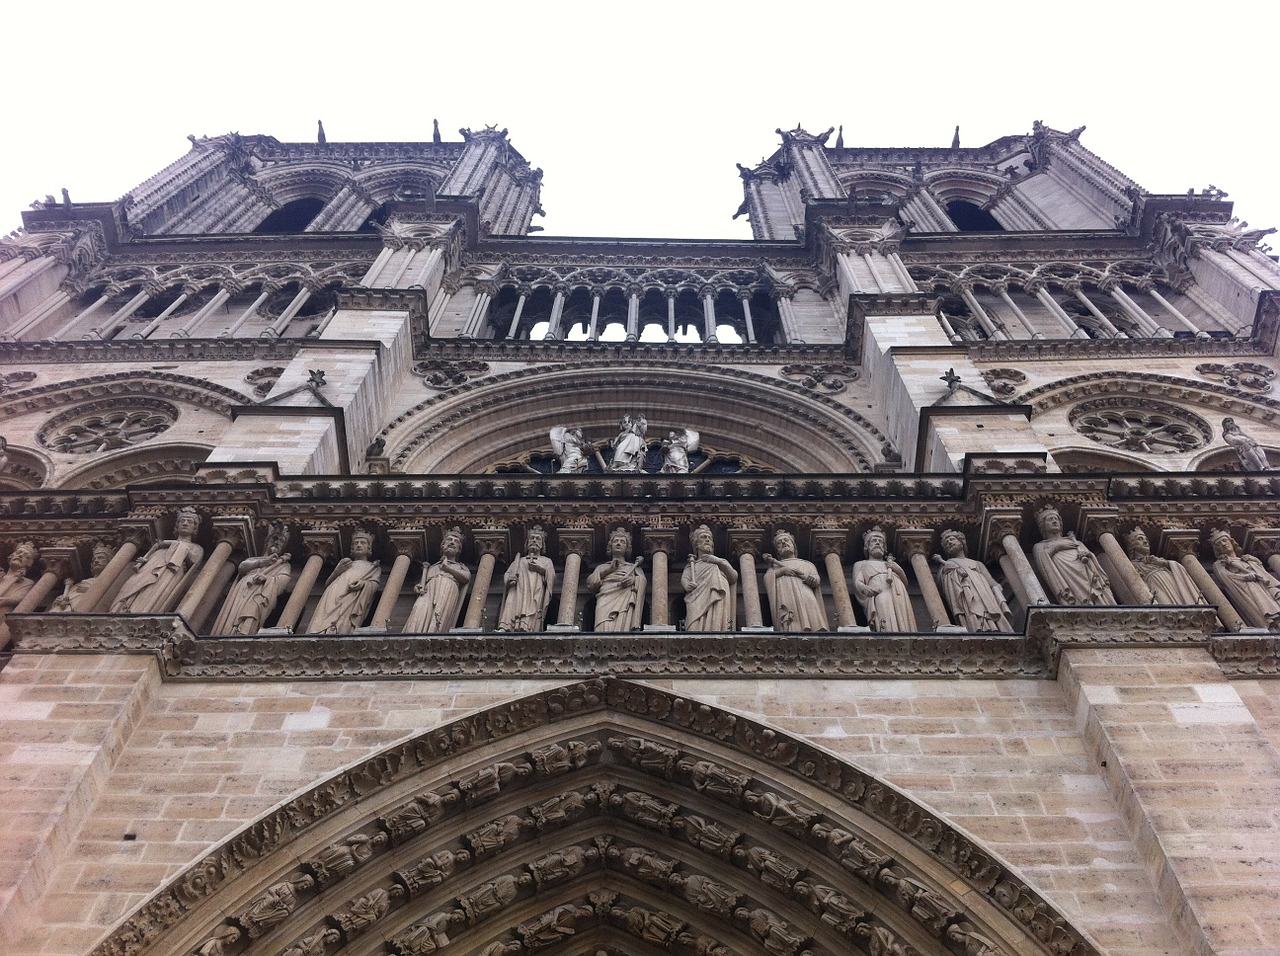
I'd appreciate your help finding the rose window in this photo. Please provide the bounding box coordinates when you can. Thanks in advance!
[1068,400,1209,455]
[39,400,178,454]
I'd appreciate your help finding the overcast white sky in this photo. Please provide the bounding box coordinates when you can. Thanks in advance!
[3,1,1277,243]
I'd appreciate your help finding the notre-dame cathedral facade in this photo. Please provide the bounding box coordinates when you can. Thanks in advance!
[1,122,1277,956]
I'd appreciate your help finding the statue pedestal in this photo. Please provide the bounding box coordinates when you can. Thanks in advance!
[934,624,968,633]
[643,624,678,632]
[450,627,483,634]
[353,625,388,635]
[741,625,774,633]
[547,624,580,633]
[836,625,872,633]
[256,626,292,637]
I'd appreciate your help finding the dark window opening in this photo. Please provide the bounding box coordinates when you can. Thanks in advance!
[253,197,326,234]
[946,200,1003,232]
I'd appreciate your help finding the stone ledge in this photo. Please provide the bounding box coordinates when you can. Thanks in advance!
[10,614,1044,680]
[1027,605,1220,672]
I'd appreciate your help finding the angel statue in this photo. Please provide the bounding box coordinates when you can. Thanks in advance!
[661,428,699,473]
[609,414,648,473]
[550,426,591,473]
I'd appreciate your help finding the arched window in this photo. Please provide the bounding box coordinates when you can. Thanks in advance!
[253,197,326,234]
[356,203,391,233]
[946,200,1003,232]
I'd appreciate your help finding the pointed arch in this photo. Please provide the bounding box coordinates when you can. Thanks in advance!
[89,679,1100,956]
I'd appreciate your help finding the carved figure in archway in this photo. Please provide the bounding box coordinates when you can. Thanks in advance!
[671,872,740,917]
[1222,417,1272,471]
[852,526,917,631]
[794,882,864,935]
[933,529,1013,631]
[736,907,810,956]
[609,413,648,472]
[333,886,401,937]
[211,524,292,635]
[280,928,338,956]
[1124,528,1204,605]
[517,904,594,947]
[238,876,315,939]
[193,925,242,956]
[529,845,598,886]
[112,508,203,613]
[660,428,698,473]
[588,527,646,631]
[763,529,828,631]
[498,525,555,632]
[51,542,113,613]
[403,527,471,633]
[1031,506,1115,606]
[308,831,389,886]
[390,910,465,955]
[1209,529,1280,628]
[682,524,738,631]
[305,529,381,634]
[550,426,591,474]
[395,849,470,895]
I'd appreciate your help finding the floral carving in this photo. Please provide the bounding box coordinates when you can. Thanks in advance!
[1068,399,1209,454]
[979,367,1027,397]
[1195,361,1275,393]
[38,399,178,454]
[244,366,284,398]
[412,359,491,389]
[779,362,860,393]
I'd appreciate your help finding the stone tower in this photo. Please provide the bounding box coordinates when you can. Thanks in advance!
[0,121,1277,956]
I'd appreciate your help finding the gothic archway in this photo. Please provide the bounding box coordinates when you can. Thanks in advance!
[91,680,1098,956]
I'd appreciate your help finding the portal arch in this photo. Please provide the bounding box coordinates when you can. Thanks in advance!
[90,679,1099,956]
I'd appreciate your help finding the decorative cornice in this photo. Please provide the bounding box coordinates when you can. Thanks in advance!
[1026,605,1219,670]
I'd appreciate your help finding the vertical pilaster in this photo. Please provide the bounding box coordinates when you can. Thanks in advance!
[554,530,593,630]
[812,531,855,628]
[897,530,952,630]
[643,530,676,630]
[463,530,507,629]
[729,531,765,629]
[275,530,338,634]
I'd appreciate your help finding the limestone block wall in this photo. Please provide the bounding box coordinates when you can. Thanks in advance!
[0,666,1210,956]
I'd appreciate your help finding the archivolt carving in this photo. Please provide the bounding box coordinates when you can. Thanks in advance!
[1024,371,1280,423]
[57,443,212,490]
[86,679,1096,956]
[0,370,250,420]
[383,363,887,474]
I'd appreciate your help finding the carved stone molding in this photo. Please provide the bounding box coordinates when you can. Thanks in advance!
[1026,605,1220,670]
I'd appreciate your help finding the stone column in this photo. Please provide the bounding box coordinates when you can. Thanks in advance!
[737,291,756,343]
[275,530,339,634]
[171,287,231,337]
[261,286,312,338]
[897,530,953,631]
[13,550,76,614]
[1109,283,1167,337]
[461,283,493,338]
[1163,530,1244,632]
[76,539,141,613]
[368,531,424,631]
[189,562,236,633]
[463,530,507,629]
[587,288,602,341]
[362,245,396,286]
[701,287,718,344]
[626,288,640,342]
[812,531,856,628]
[1000,533,1049,606]
[1028,281,1084,338]
[642,529,676,630]
[547,288,566,338]
[773,290,803,344]
[89,286,154,340]
[666,292,677,341]
[957,283,1008,340]
[993,283,1041,339]
[132,291,189,339]
[1070,286,1124,338]
[220,288,271,337]
[505,289,529,339]
[175,539,231,622]
[1096,531,1154,604]
[553,530,593,630]
[730,530,766,629]
[52,292,110,338]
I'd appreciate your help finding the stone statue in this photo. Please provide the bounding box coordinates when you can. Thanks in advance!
[460,874,527,922]
[811,823,891,880]
[238,875,315,938]
[395,849,470,895]
[528,844,598,886]
[210,524,293,635]
[613,845,677,884]
[280,928,339,956]
[744,789,818,836]
[112,508,204,613]
[736,907,809,956]
[610,790,677,831]
[51,542,113,613]
[609,413,648,472]
[333,885,400,937]
[459,759,533,804]
[618,905,686,946]
[0,541,37,619]
[684,758,748,802]
[305,529,381,634]
[1209,529,1280,628]
[517,904,594,946]
[946,923,1008,956]
[1222,417,1271,471]
[682,524,738,631]
[381,789,458,843]
[497,525,555,632]
[674,814,741,858]
[465,813,533,856]
[855,922,911,956]
[1124,528,1204,605]
[670,872,740,917]
[192,925,242,956]
[307,831,388,885]
[531,788,595,829]
[587,527,646,631]
[1031,506,1115,606]
[550,426,591,473]
[852,526,917,631]
[762,529,828,631]
[390,910,465,956]
[794,882,864,935]
[660,428,698,473]
[608,734,680,777]
[933,529,1013,632]
[403,527,471,633]
[530,739,600,776]
[735,843,801,889]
